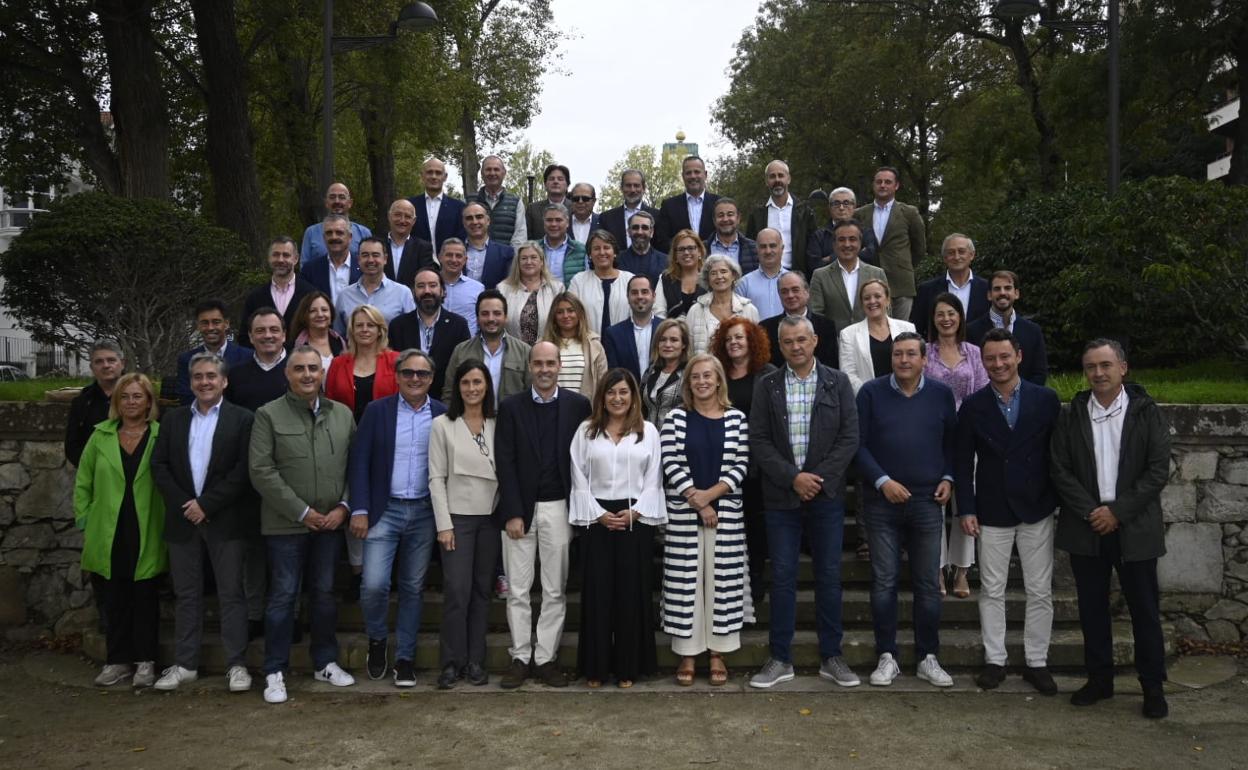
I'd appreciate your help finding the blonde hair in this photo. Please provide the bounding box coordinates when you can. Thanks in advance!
[663,228,705,281]
[347,304,390,355]
[541,291,594,351]
[108,373,159,422]
[680,354,732,411]
[502,241,555,289]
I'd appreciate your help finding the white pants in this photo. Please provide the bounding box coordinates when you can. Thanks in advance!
[501,500,571,666]
[977,517,1055,667]
[671,526,741,657]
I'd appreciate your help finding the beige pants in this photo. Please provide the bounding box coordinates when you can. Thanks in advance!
[672,526,741,656]
[501,500,571,666]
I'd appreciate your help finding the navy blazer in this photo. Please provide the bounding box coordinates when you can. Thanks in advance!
[493,388,592,531]
[470,241,515,290]
[954,379,1060,527]
[175,342,254,406]
[603,316,662,382]
[655,192,721,253]
[408,194,468,253]
[912,274,990,340]
[348,394,448,527]
[303,254,361,300]
[599,204,659,250]
[966,314,1049,386]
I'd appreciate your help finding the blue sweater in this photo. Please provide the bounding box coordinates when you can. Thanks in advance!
[855,375,956,495]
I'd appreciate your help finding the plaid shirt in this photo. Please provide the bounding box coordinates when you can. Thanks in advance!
[785,365,818,468]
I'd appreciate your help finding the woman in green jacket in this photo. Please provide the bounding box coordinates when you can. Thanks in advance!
[74,372,167,688]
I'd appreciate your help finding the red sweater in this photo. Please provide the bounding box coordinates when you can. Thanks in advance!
[324,348,400,415]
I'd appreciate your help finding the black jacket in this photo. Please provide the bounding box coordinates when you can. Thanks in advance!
[912,274,990,340]
[493,388,592,531]
[599,203,660,251]
[655,192,721,253]
[966,314,1049,386]
[387,307,472,400]
[760,311,840,369]
[382,235,435,288]
[65,382,112,466]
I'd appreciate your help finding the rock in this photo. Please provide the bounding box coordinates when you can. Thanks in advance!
[1,549,39,570]
[0,565,26,626]
[1221,458,1248,485]
[1179,451,1220,481]
[67,589,91,609]
[54,607,97,636]
[14,466,74,522]
[0,463,30,491]
[5,625,47,642]
[0,523,55,550]
[1051,549,1076,590]
[1205,619,1242,643]
[19,441,64,470]
[1161,483,1196,523]
[56,527,83,550]
[1160,593,1217,614]
[1197,483,1248,523]
[66,562,83,589]
[0,499,13,528]
[0,440,17,463]
[1205,599,1248,623]
[40,550,79,565]
[1158,523,1224,593]
[1172,616,1209,642]
[25,569,69,625]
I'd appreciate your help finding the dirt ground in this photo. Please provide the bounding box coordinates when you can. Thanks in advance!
[1,646,1246,770]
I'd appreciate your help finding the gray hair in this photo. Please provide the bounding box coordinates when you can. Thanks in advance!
[829,186,856,203]
[396,348,434,372]
[90,339,124,359]
[941,232,976,255]
[620,168,647,187]
[701,254,743,288]
[322,213,350,228]
[627,209,655,228]
[543,202,569,221]
[188,351,228,377]
[779,271,809,291]
[440,237,466,256]
[286,344,323,369]
[1084,337,1127,363]
[777,315,814,337]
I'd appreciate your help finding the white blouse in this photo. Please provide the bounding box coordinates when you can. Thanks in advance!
[568,420,667,527]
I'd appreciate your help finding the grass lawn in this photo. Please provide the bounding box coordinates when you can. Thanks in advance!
[0,377,93,402]
[1047,358,1248,404]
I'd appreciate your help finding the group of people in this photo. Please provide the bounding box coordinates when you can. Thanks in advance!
[64,155,1172,719]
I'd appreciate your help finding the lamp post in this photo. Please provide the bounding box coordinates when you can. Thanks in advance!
[321,1,439,200]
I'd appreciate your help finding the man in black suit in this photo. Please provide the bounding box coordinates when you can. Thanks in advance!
[599,169,658,250]
[744,160,818,278]
[655,155,720,252]
[408,158,467,252]
[760,272,839,369]
[241,237,316,349]
[524,163,571,239]
[175,299,254,406]
[150,352,255,693]
[381,198,434,288]
[808,187,878,272]
[966,270,1049,385]
[603,274,661,382]
[567,182,601,245]
[912,233,989,340]
[388,267,472,399]
[303,214,361,306]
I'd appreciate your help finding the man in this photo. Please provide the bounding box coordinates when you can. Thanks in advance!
[381,199,434,288]
[388,268,472,400]
[442,290,531,404]
[615,211,667,284]
[955,328,1061,695]
[435,238,485,338]
[333,237,415,335]
[473,154,528,247]
[912,233,989,339]
[241,237,315,349]
[540,203,586,285]
[656,155,720,252]
[299,182,371,265]
[809,220,889,336]
[348,349,445,688]
[150,353,254,693]
[494,341,592,688]
[603,274,662,382]
[706,198,759,274]
[66,339,125,466]
[599,169,658,249]
[808,187,877,271]
[408,158,467,252]
[303,214,362,306]
[225,308,289,413]
[745,160,817,277]
[567,182,601,244]
[760,272,839,369]
[249,346,357,704]
[966,270,1049,385]
[748,316,859,689]
[735,228,788,320]
[462,202,515,289]
[855,332,957,688]
[854,167,925,320]
[175,299,253,406]
[524,163,571,239]
[1050,338,1171,719]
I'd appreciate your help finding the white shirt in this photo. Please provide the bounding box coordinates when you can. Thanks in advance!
[568,421,667,527]
[946,270,974,319]
[571,216,594,245]
[623,204,642,247]
[254,349,288,372]
[424,192,443,244]
[388,234,408,279]
[686,193,704,235]
[1089,386,1129,503]
[766,195,795,268]
[633,317,654,374]
[328,257,352,306]
[187,398,223,497]
[481,337,506,407]
[839,259,861,311]
[873,198,894,245]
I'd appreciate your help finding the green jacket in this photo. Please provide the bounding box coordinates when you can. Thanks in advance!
[73,420,168,580]
[249,391,355,536]
[561,238,587,285]
[441,332,532,403]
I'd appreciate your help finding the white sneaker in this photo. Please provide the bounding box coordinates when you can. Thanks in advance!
[133,661,157,688]
[916,654,954,687]
[314,662,355,687]
[94,663,132,687]
[264,672,287,704]
[227,665,252,693]
[154,665,198,691]
[869,653,900,686]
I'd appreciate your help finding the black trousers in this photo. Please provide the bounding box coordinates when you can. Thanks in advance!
[104,533,160,664]
[742,476,768,603]
[1069,531,1167,687]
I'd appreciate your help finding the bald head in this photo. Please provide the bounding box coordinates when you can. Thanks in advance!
[529,340,562,397]
[422,158,447,196]
[325,182,352,215]
[388,198,416,239]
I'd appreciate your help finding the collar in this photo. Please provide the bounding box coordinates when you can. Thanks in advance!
[532,386,559,404]
[255,348,288,371]
[785,363,817,382]
[889,373,926,394]
[784,308,809,321]
[1090,386,1127,416]
[425,192,444,202]
[192,397,224,418]
[271,275,295,291]
[544,236,567,249]
[398,394,431,414]
[874,198,895,211]
[766,194,793,210]
[685,192,704,204]
[989,308,1014,327]
[992,378,1022,404]
[480,187,503,202]
[632,315,654,331]
[389,232,408,246]
[838,258,860,275]
[946,270,974,290]
[467,237,490,250]
[716,233,739,247]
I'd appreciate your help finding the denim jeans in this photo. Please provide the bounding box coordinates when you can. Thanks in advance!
[360,497,436,662]
[765,498,845,663]
[862,493,943,659]
[264,530,342,674]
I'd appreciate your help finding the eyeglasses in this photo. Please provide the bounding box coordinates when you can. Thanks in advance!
[674,245,700,254]
[1090,404,1124,423]
[472,432,490,457]
[398,368,434,380]
[569,195,595,203]
[830,200,855,207]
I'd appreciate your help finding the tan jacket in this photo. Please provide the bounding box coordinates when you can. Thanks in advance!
[429,414,499,531]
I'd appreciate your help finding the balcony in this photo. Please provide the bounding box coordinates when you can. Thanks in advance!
[1207,96,1240,136]
[1207,151,1232,181]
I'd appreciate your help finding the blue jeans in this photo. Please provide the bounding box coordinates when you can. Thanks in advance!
[862,493,943,659]
[264,530,342,674]
[360,497,436,661]
[765,499,845,663]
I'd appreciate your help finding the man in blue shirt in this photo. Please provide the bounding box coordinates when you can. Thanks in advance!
[333,237,416,335]
[300,182,371,265]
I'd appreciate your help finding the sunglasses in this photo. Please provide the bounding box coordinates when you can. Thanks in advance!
[569,195,595,203]
[398,368,434,380]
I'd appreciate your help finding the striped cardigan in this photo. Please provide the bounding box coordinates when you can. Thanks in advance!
[660,407,753,637]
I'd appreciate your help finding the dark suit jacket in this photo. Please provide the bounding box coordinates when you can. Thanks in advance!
[469,240,514,290]
[387,307,472,399]
[602,316,662,382]
[151,400,256,542]
[807,222,879,273]
[744,198,819,277]
[240,277,317,348]
[854,200,925,298]
[966,314,1049,386]
[348,394,448,526]
[911,274,990,340]
[65,381,111,466]
[760,311,839,369]
[176,343,254,406]
[954,379,1060,528]
[407,194,468,252]
[600,204,659,250]
[382,234,435,288]
[570,213,601,242]
[655,191,721,253]
[303,254,361,300]
[493,388,592,532]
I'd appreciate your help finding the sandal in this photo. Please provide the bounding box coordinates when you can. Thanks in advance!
[676,657,695,687]
[617,679,633,689]
[709,653,728,686]
[953,567,971,599]
[586,679,602,689]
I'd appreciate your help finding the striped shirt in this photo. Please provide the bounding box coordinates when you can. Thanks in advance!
[557,339,586,393]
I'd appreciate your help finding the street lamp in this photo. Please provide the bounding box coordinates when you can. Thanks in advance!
[322,2,440,201]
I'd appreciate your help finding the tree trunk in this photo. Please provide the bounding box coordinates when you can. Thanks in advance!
[360,105,396,231]
[1003,20,1060,192]
[271,47,321,228]
[459,105,480,196]
[95,0,170,199]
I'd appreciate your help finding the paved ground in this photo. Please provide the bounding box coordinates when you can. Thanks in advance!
[1,647,1246,769]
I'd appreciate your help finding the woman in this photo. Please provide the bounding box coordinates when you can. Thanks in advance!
[430,361,501,689]
[569,369,666,688]
[685,254,759,354]
[541,291,608,396]
[661,355,751,686]
[654,228,707,319]
[925,292,989,599]
[498,241,564,345]
[73,373,167,688]
[568,230,634,336]
[288,290,345,370]
[710,317,776,605]
[838,279,916,394]
[641,318,691,430]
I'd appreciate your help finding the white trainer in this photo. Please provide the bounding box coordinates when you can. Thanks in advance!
[94,663,132,687]
[314,662,355,687]
[264,672,287,704]
[916,654,954,688]
[869,653,900,686]
[154,665,198,691]
[227,665,252,693]
[133,661,157,688]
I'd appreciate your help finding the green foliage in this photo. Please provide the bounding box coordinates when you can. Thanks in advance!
[0,192,252,376]
[500,141,555,202]
[1047,359,1248,404]
[599,145,685,210]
